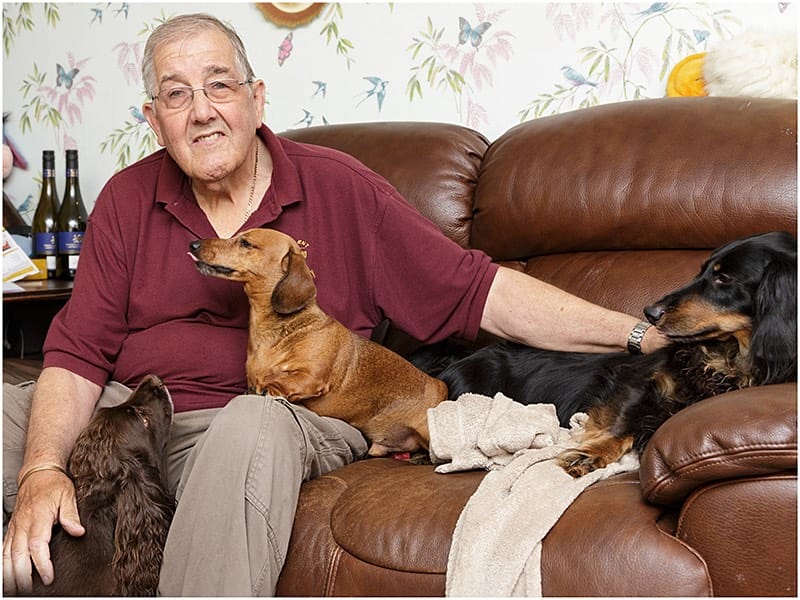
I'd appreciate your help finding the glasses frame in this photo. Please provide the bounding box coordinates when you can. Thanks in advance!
[152,78,254,110]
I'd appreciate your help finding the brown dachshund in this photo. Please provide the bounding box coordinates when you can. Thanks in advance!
[189,228,447,457]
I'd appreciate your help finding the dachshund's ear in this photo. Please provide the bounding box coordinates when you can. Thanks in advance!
[751,255,797,384]
[272,249,316,314]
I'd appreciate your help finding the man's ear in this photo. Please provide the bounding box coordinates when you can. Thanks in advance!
[250,79,267,119]
[141,102,166,147]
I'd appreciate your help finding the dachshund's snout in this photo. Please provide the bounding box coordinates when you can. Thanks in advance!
[644,304,665,325]
[189,240,201,255]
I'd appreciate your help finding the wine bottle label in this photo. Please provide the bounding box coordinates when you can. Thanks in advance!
[68,255,80,270]
[58,231,84,254]
[42,168,55,178]
[66,168,79,178]
[46,255,57,270]
[34,232,57,255]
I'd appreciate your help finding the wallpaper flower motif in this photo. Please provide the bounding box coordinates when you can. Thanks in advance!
[18,52,96,152]
[407,5,514,131]
[519,3,742,120]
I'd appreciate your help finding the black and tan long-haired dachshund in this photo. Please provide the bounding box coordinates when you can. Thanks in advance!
[410,231,797,477]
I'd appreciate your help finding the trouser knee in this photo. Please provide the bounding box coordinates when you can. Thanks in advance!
[198,395,309,480]
[213,394,305,445]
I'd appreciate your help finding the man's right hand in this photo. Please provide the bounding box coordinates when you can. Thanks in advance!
[2,469,85,595]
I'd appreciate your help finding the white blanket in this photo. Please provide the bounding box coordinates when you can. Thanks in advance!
[427,392,638,597]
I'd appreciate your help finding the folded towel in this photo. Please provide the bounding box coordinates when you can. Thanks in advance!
[428,392,566,473]
[427,392,639,596]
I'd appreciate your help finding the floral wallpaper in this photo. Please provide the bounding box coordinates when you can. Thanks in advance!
[2,2,796,219]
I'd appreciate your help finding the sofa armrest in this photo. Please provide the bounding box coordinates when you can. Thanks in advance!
[640,383,797,505]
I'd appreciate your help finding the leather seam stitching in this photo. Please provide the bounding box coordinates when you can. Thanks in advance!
[643,447,797,497]
[324,545,343,596]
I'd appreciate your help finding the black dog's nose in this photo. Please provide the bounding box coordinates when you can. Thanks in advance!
[189,240,201,254]
[644,304,664,325]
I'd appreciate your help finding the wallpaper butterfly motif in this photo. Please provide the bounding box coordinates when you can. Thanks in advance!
[458,17,491,49]
[56,63,79,89]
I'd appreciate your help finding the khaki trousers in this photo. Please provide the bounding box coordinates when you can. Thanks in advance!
[3,381,368,596]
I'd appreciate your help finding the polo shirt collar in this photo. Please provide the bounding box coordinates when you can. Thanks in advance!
[154,124,303,234]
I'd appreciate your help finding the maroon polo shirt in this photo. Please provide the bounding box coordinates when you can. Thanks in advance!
[43,125,498,412]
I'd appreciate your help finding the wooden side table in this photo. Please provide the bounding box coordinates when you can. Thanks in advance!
[3,279,73,363]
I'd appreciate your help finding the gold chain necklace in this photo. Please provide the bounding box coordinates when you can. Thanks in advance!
[242,144,259,223]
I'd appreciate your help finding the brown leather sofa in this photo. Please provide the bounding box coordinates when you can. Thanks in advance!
[277,97,798,596]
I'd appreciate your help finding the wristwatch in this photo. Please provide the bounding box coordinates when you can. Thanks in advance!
[627,320,652,355]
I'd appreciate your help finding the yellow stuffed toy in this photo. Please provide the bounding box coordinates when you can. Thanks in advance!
[666,53,708,97]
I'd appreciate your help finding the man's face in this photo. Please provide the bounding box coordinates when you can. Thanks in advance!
[142,28,265,185]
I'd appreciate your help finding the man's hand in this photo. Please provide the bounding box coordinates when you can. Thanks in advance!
[641,323,669,354]
[2,469,85,595]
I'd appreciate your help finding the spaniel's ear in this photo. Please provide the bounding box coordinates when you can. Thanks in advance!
[112,458,174,596]
[751,255,797,384]
[68,422,126,501]
[272,249,316,314]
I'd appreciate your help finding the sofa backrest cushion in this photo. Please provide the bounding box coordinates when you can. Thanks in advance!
[472,97,797,259]
[282,121,489,249]
[473,97,797,315]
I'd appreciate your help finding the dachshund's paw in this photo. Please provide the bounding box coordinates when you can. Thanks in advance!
[556,449,605,478]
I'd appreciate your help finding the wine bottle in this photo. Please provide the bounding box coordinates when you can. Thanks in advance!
[56,149,88,280]
[31,150,61,278]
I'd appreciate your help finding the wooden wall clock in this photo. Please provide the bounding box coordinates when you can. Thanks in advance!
[256,3,325,28]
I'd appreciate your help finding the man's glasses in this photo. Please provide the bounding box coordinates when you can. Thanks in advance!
[152,78,254,110]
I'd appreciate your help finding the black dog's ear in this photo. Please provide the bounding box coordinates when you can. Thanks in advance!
[750,255,797,384]
[271,249,316,314]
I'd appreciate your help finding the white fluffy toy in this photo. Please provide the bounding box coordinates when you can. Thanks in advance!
[704,30,797,99]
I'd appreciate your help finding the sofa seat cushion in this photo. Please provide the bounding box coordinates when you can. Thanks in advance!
[276,459,713,597]
[329,461,480,574]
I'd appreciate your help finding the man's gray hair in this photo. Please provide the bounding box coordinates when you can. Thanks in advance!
[142,13,255,98]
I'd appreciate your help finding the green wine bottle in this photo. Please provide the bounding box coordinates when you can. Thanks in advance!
[31,150,61,278]
[56,149,88,280]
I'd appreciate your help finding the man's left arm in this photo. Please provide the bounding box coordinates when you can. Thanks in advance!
[480,266,666,354]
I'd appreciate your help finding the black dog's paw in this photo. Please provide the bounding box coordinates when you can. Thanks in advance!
[555,449,605,478]
[408,451,433,465]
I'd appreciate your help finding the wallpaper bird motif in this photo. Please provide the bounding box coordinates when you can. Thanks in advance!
[1,2,795,219]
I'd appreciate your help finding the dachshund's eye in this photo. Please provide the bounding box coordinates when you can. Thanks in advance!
[714,272,732,285]
[710,263,732,285]
[239,238,254,249]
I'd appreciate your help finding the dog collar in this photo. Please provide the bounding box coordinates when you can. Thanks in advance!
[627,320,652,355]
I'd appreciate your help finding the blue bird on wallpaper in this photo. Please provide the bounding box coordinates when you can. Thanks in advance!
[16,194,35,217]
[458,17,491,49]
[90,7,103,24]
[635,3,669,17]
[129,106,146,123]
[115,3,129,19]
[693,29,710,43]
[295,109,314,127]
[56,64,79,89]
[312,80,327,99]
[561,66,597,88]
[357,77,388,111]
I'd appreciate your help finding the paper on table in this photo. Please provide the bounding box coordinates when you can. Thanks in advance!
[3,228,39,283]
